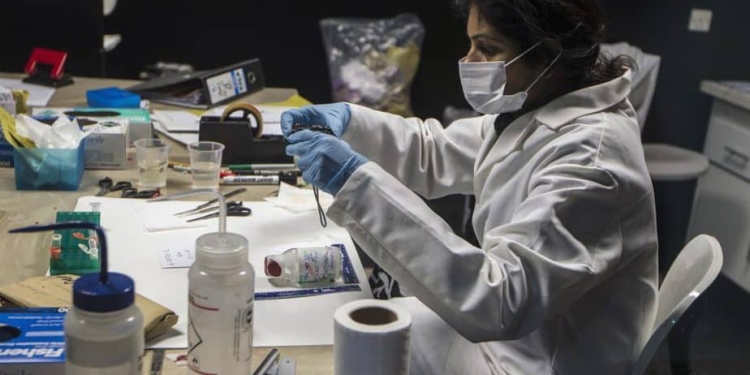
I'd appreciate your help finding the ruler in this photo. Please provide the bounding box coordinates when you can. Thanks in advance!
[255,243,363,301]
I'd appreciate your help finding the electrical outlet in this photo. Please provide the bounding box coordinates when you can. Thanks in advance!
[689,8,713,32]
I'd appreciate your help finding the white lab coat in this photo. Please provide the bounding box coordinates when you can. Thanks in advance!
[327,70,658,375]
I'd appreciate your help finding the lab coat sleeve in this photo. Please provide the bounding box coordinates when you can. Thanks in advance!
[341,104,484,198]
[327,156,623,342]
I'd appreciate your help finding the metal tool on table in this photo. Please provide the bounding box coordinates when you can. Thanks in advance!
[120,187,161,199]
[96,177,161,199]
[184,201,252,222]
[252,348,297,375]
[171,188,247,216]
[96,177,132,196]
[150,348,165,375]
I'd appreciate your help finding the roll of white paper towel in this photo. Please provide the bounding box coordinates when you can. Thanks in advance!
[334,299,412,375]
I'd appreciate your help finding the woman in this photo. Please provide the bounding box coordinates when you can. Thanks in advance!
[282,0,658,374]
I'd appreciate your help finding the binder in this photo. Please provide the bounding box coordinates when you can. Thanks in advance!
[127,59,265,109]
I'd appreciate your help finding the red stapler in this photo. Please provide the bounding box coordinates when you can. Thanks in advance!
[22,47,74,87]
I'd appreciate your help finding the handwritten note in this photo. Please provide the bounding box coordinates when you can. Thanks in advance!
[158,247,195,269]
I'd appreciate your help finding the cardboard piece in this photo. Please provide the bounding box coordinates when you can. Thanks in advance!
[0,275,178,342]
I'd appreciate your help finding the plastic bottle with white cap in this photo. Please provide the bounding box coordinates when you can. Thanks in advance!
[150,189,254,375]
[10,221,144,375]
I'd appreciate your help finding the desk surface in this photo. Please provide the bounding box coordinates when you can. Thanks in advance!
[0,74,335,375]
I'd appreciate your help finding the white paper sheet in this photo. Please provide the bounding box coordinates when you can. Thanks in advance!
[0,78,56,107]
[264,182,334,213]
[159,247,196,268]
[132,203,208,233]
[153,118,199,146]
[74,197,372,349]
[151,110,200,133]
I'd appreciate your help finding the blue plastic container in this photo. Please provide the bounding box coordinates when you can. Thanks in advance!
[13,143,86,191]
[86,87,141,108]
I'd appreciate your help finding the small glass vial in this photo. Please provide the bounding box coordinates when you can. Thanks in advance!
[188,232,255,375]
[65,273,144,375]
[264,246,343,287]
[50,233,62,260]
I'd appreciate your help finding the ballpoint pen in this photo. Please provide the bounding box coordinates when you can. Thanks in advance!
[228,163,296,170]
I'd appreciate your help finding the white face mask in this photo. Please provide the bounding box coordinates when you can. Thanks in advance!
[459,41,562,115]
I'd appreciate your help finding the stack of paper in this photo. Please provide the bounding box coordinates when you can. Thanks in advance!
[0,78,55,107]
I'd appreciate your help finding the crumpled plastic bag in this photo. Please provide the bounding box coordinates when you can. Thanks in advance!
[321,13,425,117]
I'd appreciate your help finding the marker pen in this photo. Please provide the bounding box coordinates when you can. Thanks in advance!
[170,165,192,173]
[221,175,279,185]
[228,163,296,170]
[230,169,301,176]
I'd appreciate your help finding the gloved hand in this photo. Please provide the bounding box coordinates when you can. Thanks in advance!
[281,103,352,139]
[286,130,368,196]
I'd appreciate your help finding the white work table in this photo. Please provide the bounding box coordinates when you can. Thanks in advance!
[0,73,361,374]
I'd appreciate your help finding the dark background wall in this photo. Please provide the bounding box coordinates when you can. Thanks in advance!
[604,0,750,151]
[103,0,470,120]
[8,0,745,149]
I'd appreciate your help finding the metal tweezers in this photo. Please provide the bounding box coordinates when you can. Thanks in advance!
[185,201,252,222]
[252,348,297,375]
[172,188,247,216]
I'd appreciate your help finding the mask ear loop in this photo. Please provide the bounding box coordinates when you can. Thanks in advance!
[523,49,563,92]
[506,40,543,67]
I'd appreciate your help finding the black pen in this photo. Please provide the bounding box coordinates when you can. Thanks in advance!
[252,348,280,375]
[230,169,301,177]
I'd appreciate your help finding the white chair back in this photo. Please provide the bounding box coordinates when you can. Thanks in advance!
[631,234,723,375]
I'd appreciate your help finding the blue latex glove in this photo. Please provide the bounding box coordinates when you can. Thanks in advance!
[281,103,351,139]
[286,131,368,196]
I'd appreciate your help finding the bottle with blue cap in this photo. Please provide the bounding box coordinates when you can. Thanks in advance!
[151,189,254,375]
[10,222,144,375]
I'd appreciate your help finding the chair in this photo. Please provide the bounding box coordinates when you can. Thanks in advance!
[601,42,710,181]
[631,234,723,375]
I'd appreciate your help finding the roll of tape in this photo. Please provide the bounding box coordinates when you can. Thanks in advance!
[221,103,264,139]
[334,299,411,375]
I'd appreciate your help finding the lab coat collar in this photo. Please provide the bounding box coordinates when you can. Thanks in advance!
[535,69,633,129]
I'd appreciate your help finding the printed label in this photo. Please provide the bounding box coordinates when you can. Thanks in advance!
[187,286,254,374]
[298,248,337,283]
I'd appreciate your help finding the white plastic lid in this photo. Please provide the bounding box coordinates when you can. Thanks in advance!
[195,232,248,270]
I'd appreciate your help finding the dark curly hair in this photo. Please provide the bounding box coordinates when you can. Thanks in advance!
[453,0,635,88]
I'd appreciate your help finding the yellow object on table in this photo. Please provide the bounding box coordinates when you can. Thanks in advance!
[0,107,34,148]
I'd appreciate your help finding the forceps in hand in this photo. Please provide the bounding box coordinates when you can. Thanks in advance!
[185,201,252,222]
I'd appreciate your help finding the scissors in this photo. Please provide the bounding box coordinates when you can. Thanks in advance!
[121,187,161,199]
[186,201,252,222]
[96,177,133,196]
